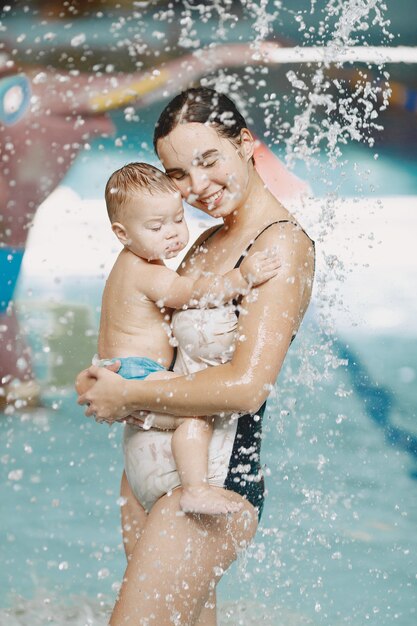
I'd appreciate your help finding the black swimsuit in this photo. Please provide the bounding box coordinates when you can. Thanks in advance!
[124,220,314,518]
[200,220,314,519]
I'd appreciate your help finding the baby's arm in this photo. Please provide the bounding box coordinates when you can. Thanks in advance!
[143,249,281,309]
[190,248,281,305]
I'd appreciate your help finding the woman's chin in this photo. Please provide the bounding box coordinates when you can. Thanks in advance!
[197,197,236,219]
[209,201,236,220]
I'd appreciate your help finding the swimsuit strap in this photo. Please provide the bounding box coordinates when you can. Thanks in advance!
[232,220,298,314]
[232,220,311,340]
[199,219,313,270]
[234,220,301,269]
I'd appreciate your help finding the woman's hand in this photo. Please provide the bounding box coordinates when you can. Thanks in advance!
[76,362,133,424]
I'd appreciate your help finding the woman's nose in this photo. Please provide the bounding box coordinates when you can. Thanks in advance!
[188,168,209,196]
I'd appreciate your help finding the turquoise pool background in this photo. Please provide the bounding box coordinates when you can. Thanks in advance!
[1,0,417,617]
[1,117,416,623]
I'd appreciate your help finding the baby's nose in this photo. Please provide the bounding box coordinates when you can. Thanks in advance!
[166,225,178,238]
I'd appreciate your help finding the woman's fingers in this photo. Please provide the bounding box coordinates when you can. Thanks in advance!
[77,366,100,405]
[76,364,123,421]
[77,366,106,417]
[76,366,131,423]
[105,360,121,373]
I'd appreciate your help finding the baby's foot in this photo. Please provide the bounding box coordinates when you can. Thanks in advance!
[180,486,242,515]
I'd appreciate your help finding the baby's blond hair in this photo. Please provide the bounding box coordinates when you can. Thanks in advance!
[105,162,178,222]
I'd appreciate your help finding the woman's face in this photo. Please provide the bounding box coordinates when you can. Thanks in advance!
[156,122,254,220]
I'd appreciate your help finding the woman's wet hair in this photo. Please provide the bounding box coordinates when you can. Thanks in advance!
[153,87,253,160]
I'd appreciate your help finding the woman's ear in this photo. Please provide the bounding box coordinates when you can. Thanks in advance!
[111,222,130,247]
[240,128,255,162]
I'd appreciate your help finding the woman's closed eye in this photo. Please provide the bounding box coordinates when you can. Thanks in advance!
[202,159,217,168]
[167,160,216,180]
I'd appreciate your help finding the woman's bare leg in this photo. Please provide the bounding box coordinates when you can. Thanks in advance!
[120,472,218,626]
[195,589,217,626]
[120,471,148,560]
[110,487,258,626]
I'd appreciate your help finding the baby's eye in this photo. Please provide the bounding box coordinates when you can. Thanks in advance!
[169,171,187,181]
[202,160,217,168]
[149,225,161,231]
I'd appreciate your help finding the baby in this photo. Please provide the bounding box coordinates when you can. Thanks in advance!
[97,162,280,515]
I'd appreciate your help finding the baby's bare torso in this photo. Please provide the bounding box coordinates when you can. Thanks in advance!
[98,249,173,368]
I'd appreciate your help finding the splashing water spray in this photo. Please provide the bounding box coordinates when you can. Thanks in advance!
[2,0,416,624]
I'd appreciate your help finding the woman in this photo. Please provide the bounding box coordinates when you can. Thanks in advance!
[77,87,315,625]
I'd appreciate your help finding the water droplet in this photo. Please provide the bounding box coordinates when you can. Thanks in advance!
[70,33,86,47]
[8,469,23,481]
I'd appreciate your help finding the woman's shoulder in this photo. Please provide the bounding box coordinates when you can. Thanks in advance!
[254,215,314,248]
[250,217,315,270]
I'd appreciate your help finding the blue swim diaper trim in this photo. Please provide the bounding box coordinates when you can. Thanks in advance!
[117,356,165,380]
[0,74,31,126]
[0,247,24,314]
[94,355,165,380]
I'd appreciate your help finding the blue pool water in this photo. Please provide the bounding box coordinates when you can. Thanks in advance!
[2,0,417,619]
[2,76,417,626]
[1,275,417,624]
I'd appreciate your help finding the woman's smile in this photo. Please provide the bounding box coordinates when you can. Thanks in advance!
[157,123,252,219]
[199,187,225,208]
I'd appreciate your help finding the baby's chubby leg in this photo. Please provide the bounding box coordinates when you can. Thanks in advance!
[171,417,242,515]
[138,370,242,515]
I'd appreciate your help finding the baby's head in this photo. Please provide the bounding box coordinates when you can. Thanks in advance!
[105,162,189,261]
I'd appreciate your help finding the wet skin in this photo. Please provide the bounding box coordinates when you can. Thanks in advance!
[78,120,315,625]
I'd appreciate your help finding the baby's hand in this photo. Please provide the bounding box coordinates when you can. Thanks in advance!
[240,248,281,286]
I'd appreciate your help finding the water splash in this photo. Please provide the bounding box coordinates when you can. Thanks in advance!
[2,2,411,624]
[282,1,391,167]
[0,592,316,626]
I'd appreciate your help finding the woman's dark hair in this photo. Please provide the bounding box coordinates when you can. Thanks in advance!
[153,87,252,158]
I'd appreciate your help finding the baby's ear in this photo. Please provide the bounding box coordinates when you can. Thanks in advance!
[111,222,130,246]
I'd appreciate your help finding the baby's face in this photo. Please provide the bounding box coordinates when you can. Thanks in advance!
[120,191,189,260]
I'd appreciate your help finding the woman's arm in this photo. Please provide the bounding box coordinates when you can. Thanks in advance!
[78,224,314,421]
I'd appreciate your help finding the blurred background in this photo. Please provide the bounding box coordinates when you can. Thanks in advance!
[1,1,416,624]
